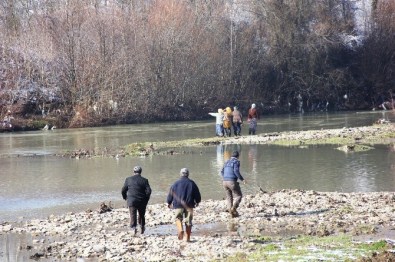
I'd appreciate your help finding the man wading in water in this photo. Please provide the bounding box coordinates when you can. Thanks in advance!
[167,168,201,242]
[221,150,246,217]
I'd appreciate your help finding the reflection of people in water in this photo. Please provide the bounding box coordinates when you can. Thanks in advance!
[215,144,241,171]
[216,144,225,169]
[223,147,231,161]
[224,144,241,162]
[248,145,258,174]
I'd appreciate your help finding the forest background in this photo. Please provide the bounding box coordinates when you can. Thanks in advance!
[0,0,394,129]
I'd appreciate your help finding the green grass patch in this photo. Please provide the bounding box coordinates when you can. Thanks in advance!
[124,142,152,155]
[124,137,223,155]
[261,243,279,252]
[225,234,391,261]
[358,240,388,251]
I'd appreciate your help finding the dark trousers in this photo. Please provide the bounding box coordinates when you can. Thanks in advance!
[248,118,257,135]
[233,122,241,136]
[129,203,147,229]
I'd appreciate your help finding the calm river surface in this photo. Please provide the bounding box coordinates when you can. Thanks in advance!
[0,110,394,222]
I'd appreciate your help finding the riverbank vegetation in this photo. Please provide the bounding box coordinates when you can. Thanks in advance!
[1,1,395,130]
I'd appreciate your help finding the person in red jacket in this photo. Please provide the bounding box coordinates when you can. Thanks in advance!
[247,103,259,135]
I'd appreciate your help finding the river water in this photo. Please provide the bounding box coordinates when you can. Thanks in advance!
[0,110,394,223]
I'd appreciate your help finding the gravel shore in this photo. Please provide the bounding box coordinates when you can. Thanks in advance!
[2,189,395,261]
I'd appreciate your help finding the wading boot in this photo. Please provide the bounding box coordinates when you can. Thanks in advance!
[140,226,145,234]
[185,225,192,242]
[230,207,239,218]
[176,220,184,240]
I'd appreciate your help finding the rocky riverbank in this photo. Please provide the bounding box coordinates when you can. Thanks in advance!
[1,189,395,261]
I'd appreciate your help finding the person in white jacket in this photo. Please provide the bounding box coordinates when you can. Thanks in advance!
[208,108,224,136]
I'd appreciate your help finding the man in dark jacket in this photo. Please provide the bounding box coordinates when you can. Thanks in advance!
[122,166,152,235]
[167,168,201,242]
[221,150,245,217]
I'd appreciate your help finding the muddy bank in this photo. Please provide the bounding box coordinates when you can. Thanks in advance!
[1,189,395,261]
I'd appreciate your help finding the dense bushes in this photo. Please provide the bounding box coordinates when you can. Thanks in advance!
[0,0,394,128]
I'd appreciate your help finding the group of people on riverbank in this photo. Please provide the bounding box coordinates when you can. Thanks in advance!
[209,103,259,137]
[121,150,245,242]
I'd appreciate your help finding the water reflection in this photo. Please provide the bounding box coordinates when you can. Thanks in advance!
[213,144,242,174]
[247,145,258,175]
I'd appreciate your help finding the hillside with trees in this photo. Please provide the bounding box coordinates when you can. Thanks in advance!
[0,0,394,130]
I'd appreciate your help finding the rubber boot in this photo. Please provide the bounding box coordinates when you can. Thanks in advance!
[185,225,192,242]
[176,220,184,240]
[230,207,239,218]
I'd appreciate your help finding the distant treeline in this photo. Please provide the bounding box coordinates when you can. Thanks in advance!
[0,0,394,128]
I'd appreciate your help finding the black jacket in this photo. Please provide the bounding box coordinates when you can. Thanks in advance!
[121,174,151,207]
[167,176,201,209]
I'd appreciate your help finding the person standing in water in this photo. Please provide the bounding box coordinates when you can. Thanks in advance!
[232,106,243,136]
[247,103,259,135]
[208,108,224,136]
[223,107,233,137]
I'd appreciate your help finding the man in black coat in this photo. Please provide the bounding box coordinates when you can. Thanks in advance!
[122,166,152,235]
[167,168,201,242]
